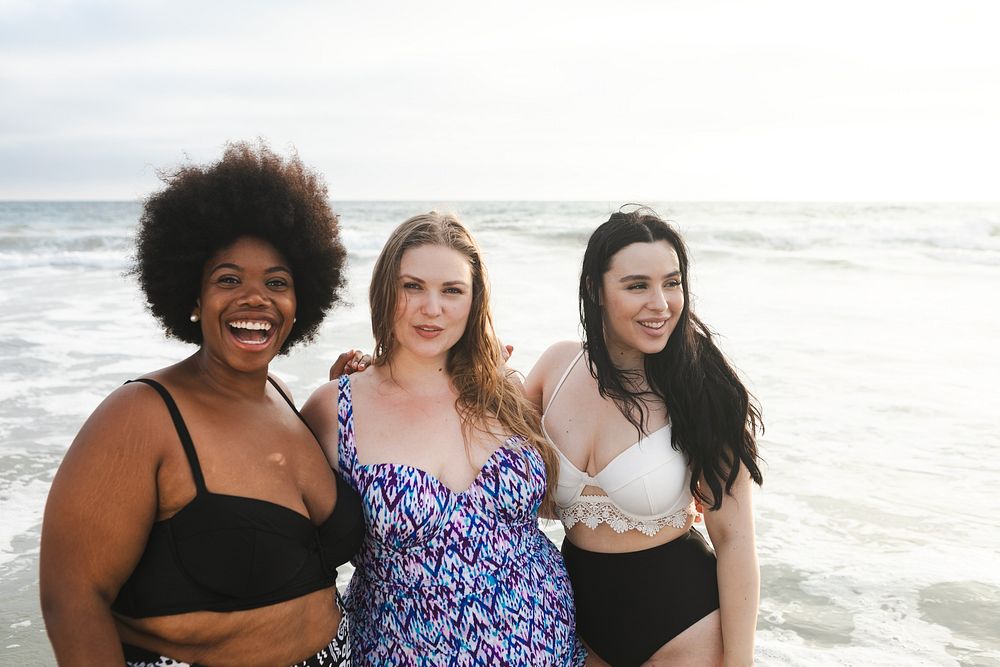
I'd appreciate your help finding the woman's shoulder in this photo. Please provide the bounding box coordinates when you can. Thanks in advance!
[265,373,295,403]
[338,365,386,397]
[524,341,583,406]
[534,341,584,377]
[96,375,175,421]
[307,375,345,402]
[64,377,179,471]
[300,375,348,426]
[302,370,371,417]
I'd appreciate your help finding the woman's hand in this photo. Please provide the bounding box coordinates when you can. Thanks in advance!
[329,349,372,381]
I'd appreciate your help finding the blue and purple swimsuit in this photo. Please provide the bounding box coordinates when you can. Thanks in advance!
[336,375,585,666]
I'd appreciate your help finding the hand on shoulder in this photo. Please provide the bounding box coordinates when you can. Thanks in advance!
[329,349,371,381]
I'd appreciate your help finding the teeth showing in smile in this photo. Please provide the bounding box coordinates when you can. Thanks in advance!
[227,320,273,345]
[229,320,272,331]
[639,320,666,330]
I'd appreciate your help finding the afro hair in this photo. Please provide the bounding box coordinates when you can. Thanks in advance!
[132,141,346,353]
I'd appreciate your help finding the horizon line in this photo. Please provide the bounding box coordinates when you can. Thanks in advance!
[3,198,999,205]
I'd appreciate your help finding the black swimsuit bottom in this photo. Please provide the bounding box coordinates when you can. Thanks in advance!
[561,528,720,666]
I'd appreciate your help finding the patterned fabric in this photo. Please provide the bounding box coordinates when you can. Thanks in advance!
[122,593,350,667]
[336,375,586,666]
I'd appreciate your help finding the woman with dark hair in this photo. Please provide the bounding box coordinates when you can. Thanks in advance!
[39,143,364,666]
[301,212,585,665]
[525,208,763,666]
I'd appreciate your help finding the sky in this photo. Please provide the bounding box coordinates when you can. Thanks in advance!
[1,0,998,201]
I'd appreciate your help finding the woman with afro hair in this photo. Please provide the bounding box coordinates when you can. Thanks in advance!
[40,142,365,666]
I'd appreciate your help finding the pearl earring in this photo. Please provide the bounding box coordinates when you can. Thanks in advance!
[190,314,199,322]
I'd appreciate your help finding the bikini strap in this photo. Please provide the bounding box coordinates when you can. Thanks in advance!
[126,378,207,494]
[543,347,585,414]
[267,375,327,443]
[336,375,359,481]
[267,375,296,409]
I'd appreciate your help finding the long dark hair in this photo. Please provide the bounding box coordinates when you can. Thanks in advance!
[580,207,763,510]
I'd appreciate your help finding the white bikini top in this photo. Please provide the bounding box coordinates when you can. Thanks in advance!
[543,349,694,537]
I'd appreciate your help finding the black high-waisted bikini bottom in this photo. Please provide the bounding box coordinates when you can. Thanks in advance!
[562,528,720,666]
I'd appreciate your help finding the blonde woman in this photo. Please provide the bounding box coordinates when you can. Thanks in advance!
[302,213,585,665]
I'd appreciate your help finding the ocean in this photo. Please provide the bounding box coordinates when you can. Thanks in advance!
[1,201,998,665]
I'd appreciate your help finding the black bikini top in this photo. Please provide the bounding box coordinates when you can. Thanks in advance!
[111,377,364,619]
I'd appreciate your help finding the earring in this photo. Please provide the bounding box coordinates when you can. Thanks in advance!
[293,317,297,324]
[190,313,200,322]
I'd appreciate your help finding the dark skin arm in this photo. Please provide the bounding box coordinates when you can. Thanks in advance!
[328,349,368,381]
[39,383,164,666]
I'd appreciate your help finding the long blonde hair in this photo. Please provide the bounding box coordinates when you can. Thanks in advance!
[369,212,558,509]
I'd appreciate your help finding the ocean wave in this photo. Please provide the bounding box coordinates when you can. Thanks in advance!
[6,202,996,271]
[0,250,128,271]
[0,232,131,254]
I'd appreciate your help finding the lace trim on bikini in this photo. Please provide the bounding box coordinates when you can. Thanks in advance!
[558,495,693,537]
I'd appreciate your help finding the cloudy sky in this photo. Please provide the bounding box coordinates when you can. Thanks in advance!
[1,0,997,201]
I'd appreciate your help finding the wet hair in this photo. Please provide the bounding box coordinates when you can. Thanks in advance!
[370,212,559,508]
[132,141,346,353]
[580,207,763,510]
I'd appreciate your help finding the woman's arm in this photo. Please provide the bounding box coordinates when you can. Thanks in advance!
[300,381,342,471]
[39,385,163,666]
[702,470,759,667]
[523,341,582,520]
[521,363,543,409]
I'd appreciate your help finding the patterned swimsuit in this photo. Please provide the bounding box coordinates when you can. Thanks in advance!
[336,375,586,666]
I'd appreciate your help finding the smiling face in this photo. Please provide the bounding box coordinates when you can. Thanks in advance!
[195,236,296,372]
[391,244,473,363]
[600,240,684,367]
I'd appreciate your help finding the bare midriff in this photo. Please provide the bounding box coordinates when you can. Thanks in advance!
[114,585,340,665]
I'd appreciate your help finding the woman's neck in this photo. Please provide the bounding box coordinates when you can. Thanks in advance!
[184,350,270,400]
[605,341,646,373]
[382,349,454,397]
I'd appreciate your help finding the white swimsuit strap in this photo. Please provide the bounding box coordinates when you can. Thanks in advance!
[543,347,585,415]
